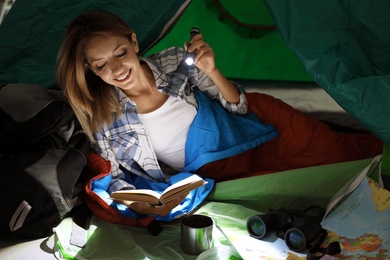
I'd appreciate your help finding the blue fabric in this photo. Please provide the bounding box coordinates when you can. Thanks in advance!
[91,88,277,222]
[132,172,214,221]
[91,174,112,191]
[184,88,278,172]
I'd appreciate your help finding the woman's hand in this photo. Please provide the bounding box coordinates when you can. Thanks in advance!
[185,34,216,75]
[127,193,188,216]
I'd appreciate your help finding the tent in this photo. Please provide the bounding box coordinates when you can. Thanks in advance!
[0,0,389,259]
[264,0,390,147]
[146,0,390,146]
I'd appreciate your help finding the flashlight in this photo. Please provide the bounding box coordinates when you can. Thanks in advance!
[185,27,200,66]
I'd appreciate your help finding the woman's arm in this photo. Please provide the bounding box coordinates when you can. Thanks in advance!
[186,34,240,104]
[207,68,240,103]
[186,34,248,114]
[92,133,136,193]
[93,132,187,217]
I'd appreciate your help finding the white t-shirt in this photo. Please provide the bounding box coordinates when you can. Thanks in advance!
[138,96,197,171]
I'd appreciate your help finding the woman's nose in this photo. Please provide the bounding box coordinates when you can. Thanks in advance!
[109,60,122,73]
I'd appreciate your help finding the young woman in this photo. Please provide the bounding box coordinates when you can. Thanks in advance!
[56,10,382,217]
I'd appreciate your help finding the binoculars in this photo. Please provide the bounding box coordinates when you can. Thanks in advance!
[246,207,325,252]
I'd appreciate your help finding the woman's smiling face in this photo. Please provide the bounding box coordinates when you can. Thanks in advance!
[84,33,141,90]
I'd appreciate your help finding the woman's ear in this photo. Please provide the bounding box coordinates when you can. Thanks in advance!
[131,33,139,53]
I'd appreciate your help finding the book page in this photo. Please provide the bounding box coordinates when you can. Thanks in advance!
[110,174,206,205]
[160,174,207,203]
[110,189,162,204]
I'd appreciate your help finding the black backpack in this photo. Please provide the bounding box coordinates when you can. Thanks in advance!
[0,84,90,239]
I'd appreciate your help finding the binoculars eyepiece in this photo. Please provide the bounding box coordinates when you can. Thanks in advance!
[246,207,325,252]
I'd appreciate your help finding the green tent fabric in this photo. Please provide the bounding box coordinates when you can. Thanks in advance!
[145,0,313,82]
[0,0,191,88]
[0,0,314,86]
[207,157,379,212]
[264,0,390,146]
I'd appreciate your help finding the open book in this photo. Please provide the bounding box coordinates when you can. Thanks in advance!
[110,174,208,205]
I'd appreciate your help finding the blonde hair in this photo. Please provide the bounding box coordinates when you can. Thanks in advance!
[56,10,135,141]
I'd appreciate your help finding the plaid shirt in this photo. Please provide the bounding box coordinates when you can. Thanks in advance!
[92,46,248,192]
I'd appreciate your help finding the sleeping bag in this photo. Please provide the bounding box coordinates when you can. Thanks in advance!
[196,92,383,182]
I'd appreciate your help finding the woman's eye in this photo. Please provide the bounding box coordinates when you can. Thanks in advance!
[117,50,127,57]
[96,64,106,70]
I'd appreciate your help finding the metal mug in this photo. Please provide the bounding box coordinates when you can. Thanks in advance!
[180,214,213,255]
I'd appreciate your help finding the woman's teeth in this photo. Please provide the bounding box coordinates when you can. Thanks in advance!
[117,72,129,81]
